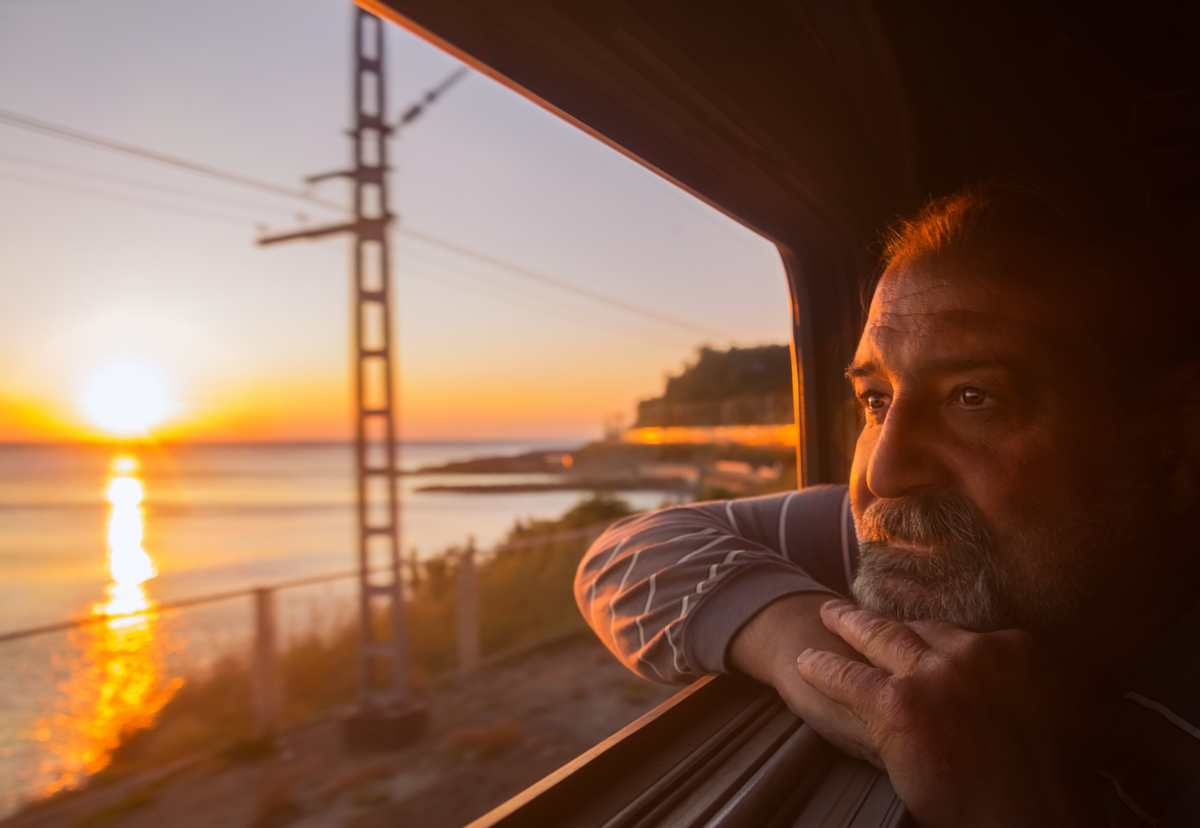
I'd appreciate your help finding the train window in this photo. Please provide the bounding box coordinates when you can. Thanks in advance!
[0,2,792,825]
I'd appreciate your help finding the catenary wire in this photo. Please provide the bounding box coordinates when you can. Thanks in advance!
[0,106,728,341]
[402,263,660,337]
[398,250,650,331]
[0,150,302,216]
[392,242,693,342]
[397,228,725,340]
[310,236,686,341]
[0,170,256,226]
[0,106,343,212]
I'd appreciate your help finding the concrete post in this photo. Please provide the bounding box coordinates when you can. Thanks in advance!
[252,587,280,740]
[407,547,421,592]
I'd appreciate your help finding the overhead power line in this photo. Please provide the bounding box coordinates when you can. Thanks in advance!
[0,106,343,212]
[0,170,254,226]
[398,246,619,325]
[313,238,682,341]
[397,68,467,128]
[394,243,688,342]
[403,262,643,334]
[3,164,707,343]
[397,228,724,340]
[0,150,299,216]
[0,104,726,342]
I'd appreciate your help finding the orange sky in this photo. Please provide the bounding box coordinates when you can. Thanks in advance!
[0,0,789,444]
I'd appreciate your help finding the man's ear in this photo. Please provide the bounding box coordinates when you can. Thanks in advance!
[1160,361,1200,514]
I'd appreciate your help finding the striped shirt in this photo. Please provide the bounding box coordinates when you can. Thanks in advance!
[575,485,1200,826]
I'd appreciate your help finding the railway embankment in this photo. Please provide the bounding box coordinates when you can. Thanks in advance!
[4,634,674,828]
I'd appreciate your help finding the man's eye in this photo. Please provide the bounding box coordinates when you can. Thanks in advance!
[863,392,887,410]
[958,387,987,406]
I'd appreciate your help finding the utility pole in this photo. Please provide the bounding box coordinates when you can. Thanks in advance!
[259,7,431,749]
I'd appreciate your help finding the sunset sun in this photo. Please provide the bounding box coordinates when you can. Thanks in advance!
[81,361,176,437]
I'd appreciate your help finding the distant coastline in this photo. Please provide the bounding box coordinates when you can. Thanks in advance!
[0,438,592,448]
[416,479,691,494]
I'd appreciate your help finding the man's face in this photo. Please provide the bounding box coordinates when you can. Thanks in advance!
[847,246,1160,637]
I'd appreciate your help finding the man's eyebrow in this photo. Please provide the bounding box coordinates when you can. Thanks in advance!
[845,361,880,379]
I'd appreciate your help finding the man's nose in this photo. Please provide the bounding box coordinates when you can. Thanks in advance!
[865,401,952,498]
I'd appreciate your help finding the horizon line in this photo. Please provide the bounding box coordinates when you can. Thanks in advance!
[0,436,595,447]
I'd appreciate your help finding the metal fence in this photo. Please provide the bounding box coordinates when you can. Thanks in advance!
[0,520,611,815]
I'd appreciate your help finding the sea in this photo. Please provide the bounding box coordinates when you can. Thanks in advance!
[0,440,668,817]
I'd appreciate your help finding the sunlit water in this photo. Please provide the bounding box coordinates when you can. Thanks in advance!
[33,460,171,795]
[0,441,667,816]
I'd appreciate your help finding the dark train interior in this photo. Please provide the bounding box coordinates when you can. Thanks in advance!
[358,2,1198,825]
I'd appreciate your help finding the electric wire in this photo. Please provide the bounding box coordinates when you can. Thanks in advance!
[307,235,679,341]
[0,106,344,212]
[397,249,637,330]
[0,105,728,341]
[393,243,686,343]
[397,228,724,340]
[395,68,467,129]
[401,263,649,336]
[0,149,302,216]
[0,169,256,226]
[396,243,599,311]
[310,237,681,340]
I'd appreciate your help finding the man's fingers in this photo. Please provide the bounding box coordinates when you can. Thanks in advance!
[776,669,883,769]
[796,647,889,723]
[819,600,929,675]
[802,709,885,771]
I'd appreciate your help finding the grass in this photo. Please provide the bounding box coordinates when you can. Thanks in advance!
[88,493,637,781]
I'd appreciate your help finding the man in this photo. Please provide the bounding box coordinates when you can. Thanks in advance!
[576,184,1200,826]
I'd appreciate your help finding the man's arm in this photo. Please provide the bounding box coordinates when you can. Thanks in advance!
[579,489,1104,824]
[575,486,855,684]
[728,593,876,762]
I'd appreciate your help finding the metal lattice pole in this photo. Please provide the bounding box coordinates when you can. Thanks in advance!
[261,9,423,731]
[349,8,410,710]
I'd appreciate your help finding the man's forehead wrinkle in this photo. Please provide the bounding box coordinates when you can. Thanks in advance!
[874,275,963,308]
[854,299,1067,390]
[869,311,944,337]
[869,306,1049,339]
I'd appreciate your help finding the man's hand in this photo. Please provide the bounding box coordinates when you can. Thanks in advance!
[728,593,880,763]
[795,600,1100,827]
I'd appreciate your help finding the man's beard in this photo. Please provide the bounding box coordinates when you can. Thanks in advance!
[851,494,1007,632]
[850,433,1157,637]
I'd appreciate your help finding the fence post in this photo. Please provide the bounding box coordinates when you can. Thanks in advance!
[458,538,479,677]
[253,587,280,740]
[408,547,421,591]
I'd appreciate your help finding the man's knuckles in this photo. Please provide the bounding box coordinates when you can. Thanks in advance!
[873,676,925,736]
[823,604,928,670]
[798,650,886,703]
[904,618,964,646]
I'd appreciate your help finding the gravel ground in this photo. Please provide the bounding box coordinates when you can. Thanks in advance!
[4,635,678,828]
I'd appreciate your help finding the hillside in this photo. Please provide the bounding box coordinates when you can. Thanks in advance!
[634,344,793,427]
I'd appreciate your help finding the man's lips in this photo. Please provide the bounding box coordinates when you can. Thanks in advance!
[880,537,940,555]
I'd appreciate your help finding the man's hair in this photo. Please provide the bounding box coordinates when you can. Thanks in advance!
[868,181,1200,398]
[879,181,1079,275]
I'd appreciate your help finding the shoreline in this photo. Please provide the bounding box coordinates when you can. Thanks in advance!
[414,478,692,494]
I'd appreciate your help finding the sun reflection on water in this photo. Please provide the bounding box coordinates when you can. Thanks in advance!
[105,474,156,599]
[35,454,173,796]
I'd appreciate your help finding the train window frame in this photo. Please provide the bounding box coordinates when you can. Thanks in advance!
[352,1,1197,824]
